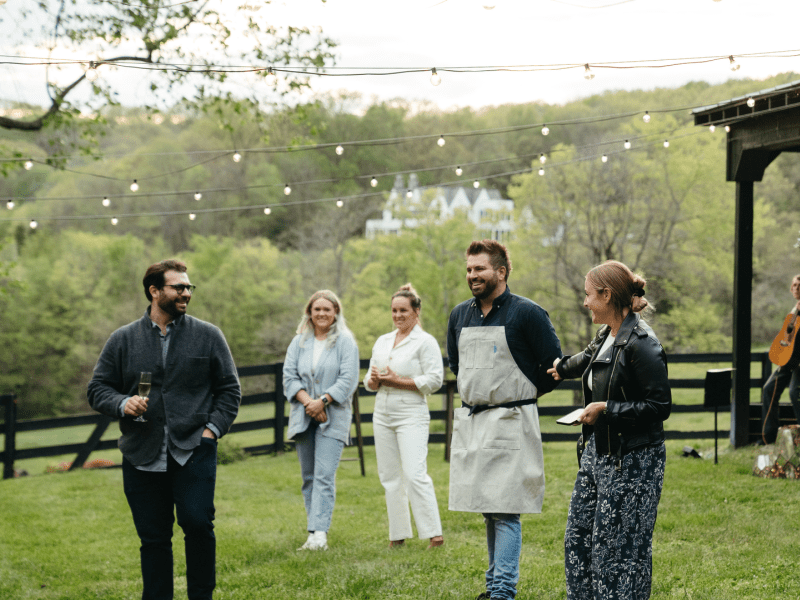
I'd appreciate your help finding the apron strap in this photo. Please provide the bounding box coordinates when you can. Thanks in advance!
[463,398,538,416]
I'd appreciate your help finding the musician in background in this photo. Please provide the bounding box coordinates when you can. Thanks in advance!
[761,274,800,444]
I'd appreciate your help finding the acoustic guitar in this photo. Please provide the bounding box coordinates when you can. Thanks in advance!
[769,312,800,369]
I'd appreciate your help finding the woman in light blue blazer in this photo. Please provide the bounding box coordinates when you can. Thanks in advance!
[283,289,359,551]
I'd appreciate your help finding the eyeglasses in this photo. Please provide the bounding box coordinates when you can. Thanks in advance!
[164,284,196,294]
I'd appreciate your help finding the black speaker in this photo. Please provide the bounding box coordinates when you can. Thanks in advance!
[704,368,733,408]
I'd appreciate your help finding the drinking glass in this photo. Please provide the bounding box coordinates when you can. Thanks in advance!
[134,372,151,422]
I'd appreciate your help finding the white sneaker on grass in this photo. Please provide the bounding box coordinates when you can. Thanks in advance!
[310,531,328,550]
[297,533,316,551]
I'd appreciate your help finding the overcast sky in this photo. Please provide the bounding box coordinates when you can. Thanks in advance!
[1,0,799,111]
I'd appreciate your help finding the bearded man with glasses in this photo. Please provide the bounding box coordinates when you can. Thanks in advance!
[88,259,241,600]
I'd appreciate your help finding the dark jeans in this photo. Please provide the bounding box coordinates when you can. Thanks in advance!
[122,438,217,600]
[761,367,800,444]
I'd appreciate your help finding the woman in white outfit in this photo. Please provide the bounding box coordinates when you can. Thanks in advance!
[365,283,445,549]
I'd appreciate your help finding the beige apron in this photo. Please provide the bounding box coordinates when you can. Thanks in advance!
[448,325,545,514]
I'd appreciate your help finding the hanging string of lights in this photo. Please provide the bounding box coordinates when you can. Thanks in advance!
[2,126,713,226]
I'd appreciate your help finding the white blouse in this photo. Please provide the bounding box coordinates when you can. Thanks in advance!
[364,324,444,403]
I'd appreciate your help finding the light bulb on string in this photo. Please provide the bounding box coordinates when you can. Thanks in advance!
[130,180,139,192]
[29,219,38,230]
[194,192,202,201]
[6,200,14,210]
[102,197,110,207]
[335,145,344,155]
[336,199,344,208]
[265,67,277,86]
[473,180,480,189]
[437,135,446,147]
[541,125,549,136]
[624,140,631,150]
[232,151,242,163]
[583,64,595,80]
[643,112,651,123]
[430,68,441,86]
[263,207,272,215]
[601,154,608,163]
[406,189,413,199]
[539,153,546,164]
[728,56,741,72]
[85,62,100,82]
[725,125,731,132]
[663,140,670,148]
[709,125,716,133]
[283,184,291,196]
[111,217,118,226]
[370,176,378,187]
[747,97,755,108]
[455,166,463,176]
[189,213,196,221]
[538,167,545,176]
[24,159,33,170]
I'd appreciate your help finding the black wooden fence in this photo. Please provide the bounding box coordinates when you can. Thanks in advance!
[1,353,795,479]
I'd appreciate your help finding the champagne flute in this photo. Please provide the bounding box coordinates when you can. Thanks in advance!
[134,372,151,422]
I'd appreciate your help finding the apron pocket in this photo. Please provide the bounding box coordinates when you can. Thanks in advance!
[482,408,521,450]
[451,407,469,449]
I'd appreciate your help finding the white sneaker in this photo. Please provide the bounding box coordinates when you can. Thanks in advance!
[310,531,328,550]
[297,533,316,551]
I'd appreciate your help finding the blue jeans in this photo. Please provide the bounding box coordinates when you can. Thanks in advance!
[122,438,217,600]
[295,421,345,533]
[483,513,521,600]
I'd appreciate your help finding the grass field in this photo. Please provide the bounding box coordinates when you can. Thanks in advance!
[1,438,799,600]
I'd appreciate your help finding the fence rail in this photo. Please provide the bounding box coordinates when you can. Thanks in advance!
[0,352,788,479]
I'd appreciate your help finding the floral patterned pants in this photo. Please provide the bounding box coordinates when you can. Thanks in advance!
[565,436,666,600]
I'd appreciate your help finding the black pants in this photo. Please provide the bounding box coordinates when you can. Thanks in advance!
[761,367,800,444]
[122,438,217,600]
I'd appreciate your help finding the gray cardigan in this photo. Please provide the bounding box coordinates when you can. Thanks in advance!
[87,309,241,465]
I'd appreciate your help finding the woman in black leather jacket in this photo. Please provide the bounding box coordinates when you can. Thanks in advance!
[548,260,671,600]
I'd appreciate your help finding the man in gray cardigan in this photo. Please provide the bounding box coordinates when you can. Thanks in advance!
[88,259,240,600]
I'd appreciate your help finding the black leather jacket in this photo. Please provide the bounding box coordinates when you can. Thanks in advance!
[556,312,671,464]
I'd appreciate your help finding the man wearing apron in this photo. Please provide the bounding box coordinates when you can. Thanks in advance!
[446,240,562,600]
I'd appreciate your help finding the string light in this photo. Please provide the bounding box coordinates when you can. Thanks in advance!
[85,62,100,82]
[663,140,670,148]
[583,64,595,80]
[601,154,608,163]
[725,125,731,132]
[102,197,110,207]
[370,176,378,187]
[232,151,242,163]
[430,68,441,86]
[265,67,277,87]
[728,56,741,71]
[111,217,118,226]
[283,184,291,195]
[335,145,344,155]
[539,153,547,164]
[189,213,196,220]
[194,192,202,200]
[473,180,480,188]
[541,125,550,136]
[437,135,446,147]
[455,166,463,176]
[130,180,139,192]
[538,167,545,176]
[6,201,13,210]
[29,220,37,229]
[747,97,755,108]
[643,112,651,123]
[24,159,33,170]
[263,207,271,215]
[709,125,716,133]
[406,189,413,198]
[624,140,631,150]
[336,199,344,207]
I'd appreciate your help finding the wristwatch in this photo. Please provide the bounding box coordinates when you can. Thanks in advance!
[321,395,330,407]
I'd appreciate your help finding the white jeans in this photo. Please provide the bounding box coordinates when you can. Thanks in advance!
[373,397,442,540]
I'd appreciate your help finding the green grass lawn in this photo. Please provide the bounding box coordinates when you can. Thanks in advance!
[1,439,798,600]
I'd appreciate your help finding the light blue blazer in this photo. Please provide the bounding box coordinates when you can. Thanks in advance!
[283,331,359,444]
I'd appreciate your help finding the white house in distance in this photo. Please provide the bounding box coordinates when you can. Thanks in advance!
[365,174,514,240]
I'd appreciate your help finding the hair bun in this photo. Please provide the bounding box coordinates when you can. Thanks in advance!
[398,282,419,297]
